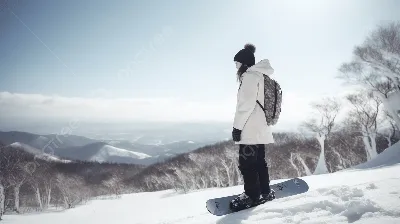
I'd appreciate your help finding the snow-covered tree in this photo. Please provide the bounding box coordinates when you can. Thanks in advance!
[26,161,53,211]
[381,111,399,148]
[55,173,84,209]
[219,146,239,187]
[0,146,30,216]
[0,181,4,220]
[289,153,312,176]
[346,91,382,160]
[339,22,400,130]
[39,164,55,210]
[0,146,8,220]
[103,176,122,196]
[5,153,31,214]
[302,97,341,174]
[0,157,7,220]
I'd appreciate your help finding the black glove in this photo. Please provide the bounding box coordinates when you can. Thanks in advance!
[232,127,242,142]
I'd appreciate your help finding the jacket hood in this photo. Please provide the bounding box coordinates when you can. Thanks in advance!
[247,59,274,76]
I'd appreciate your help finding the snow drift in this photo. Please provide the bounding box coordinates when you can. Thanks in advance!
[352,141,400,169]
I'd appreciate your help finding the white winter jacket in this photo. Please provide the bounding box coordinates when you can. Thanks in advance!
[233,59,275,145]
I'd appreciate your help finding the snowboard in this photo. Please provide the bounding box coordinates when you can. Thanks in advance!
[206,178,309,216]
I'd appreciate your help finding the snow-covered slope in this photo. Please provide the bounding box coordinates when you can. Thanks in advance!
[89,145,151,162]
[0,131,97,149]
[8,142,70,163]
[108,139,212,157]
[5,143,400,224]
[54,142,153,164]
[352,141,400,169]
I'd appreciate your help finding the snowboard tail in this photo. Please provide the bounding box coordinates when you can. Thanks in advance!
[206,178,309,216]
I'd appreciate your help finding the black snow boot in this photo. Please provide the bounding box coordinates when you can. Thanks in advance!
[260,189,276,203]
[229,192,256,211]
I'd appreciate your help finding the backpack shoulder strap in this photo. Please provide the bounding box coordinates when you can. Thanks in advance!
[256,100,265,111]
[256,73,266,111]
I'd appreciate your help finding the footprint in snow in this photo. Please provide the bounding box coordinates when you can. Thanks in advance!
[366,183,378,190]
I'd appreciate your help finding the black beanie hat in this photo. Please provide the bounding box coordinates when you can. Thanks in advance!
[234,43,256,67]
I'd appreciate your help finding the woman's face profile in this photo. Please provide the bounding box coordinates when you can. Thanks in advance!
[235,61,242,69]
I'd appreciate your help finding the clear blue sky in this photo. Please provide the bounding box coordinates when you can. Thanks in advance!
[1,0,400,129]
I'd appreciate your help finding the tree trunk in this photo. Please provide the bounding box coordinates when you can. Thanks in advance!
[0,184,5,220]
[35,187,43,210]
[220,159,232,187]
[314,134,329,174]
[14,185,20,213]
[289,153,301,177]
[190,175,197,189]
[332,149,345,170]
[61,188,71,209]
[145,178,151,190]
[386,136,392,148]
[45,184,52,209]
[297,154,312,176]
[214,168,221,187]
[235,165,242,185]
[361,126,378,161]
[362,136,372,160]
[229,162,235,186]
[200,177,207,189]
[370,132,378,159]
[63,195,70,209]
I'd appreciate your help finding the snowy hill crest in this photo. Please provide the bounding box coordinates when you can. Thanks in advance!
[89,145,151,162]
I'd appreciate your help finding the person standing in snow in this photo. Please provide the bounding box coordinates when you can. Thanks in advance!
[230,43,276,211]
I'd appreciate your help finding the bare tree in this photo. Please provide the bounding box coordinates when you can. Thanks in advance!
[338,22,400,129]
[55,173,84,209]
[219,146,238,187]
[103,176,122,196]
[289,153,312,176]
[0,182,4,220]
[302,97,341,174]
[3,150,31,213]
[26,161,52,211]
[42,170,54,209]
[10,165,29,213]
[0,147,8,220]
[346,91,382,160]
[225,146,242,185]
[0,146,29,217]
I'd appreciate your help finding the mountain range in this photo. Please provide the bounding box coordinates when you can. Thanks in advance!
[0,131,218,165]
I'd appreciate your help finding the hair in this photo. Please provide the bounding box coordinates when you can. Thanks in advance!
[236,64,248,81]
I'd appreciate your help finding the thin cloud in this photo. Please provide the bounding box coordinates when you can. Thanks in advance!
[0,92,235,123]
[0,91,349,131]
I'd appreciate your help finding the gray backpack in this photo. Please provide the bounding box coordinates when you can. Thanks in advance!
[256,74,282,126]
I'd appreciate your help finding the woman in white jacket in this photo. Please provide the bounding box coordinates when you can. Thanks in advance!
[230,44,276,211]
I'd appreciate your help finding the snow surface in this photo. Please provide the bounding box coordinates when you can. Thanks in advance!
[387,91,400,110]
[89,145,151,162]
[352,140,400,169]
[4,142,400,224]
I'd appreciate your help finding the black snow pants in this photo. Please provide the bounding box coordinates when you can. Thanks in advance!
[238,144,271,201]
